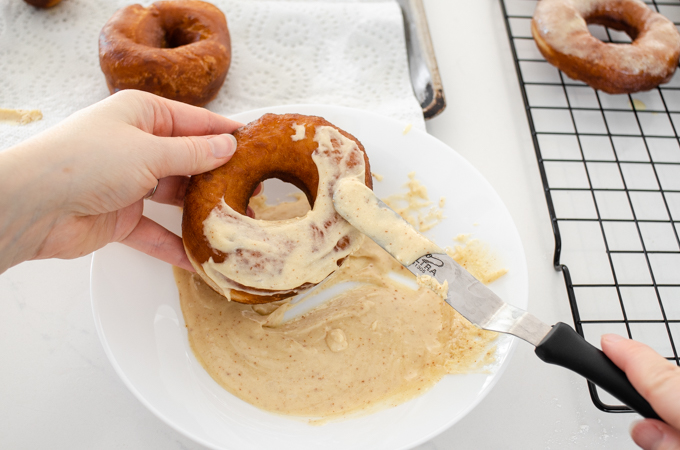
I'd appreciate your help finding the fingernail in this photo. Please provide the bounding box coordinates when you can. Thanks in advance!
[602,334,626,344]
[208,134,237,159]
[631,420,664,450]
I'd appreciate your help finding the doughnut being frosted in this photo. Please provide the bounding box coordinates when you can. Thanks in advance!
[531,0,680,94]
[182,114,373,304]
[98,0,231,106]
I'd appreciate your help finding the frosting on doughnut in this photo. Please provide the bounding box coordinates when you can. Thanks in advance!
[332,178,442,266]
[201,126,366,299]
[291,123,306,141]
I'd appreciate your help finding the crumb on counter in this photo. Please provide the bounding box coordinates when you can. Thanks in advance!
[402,123,413,135]
[0,108,42,125]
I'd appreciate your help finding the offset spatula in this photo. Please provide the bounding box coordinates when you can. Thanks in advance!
[332,179,660,420]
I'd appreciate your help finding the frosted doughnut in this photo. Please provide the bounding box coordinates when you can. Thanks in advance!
[182,113,373,304]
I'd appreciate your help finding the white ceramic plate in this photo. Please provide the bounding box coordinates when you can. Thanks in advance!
[90,105,528,450]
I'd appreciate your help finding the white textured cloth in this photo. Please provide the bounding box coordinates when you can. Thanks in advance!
[0,0,423,150]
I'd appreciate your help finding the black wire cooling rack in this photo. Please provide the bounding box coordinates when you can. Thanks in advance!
[499,0,680,412]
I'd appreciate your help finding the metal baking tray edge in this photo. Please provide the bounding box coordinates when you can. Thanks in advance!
[398,0,446,119]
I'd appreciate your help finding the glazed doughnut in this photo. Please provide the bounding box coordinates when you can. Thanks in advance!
[24,0,62,7]
[99,1,231,106]
[531,0,680,94]
[182,113,373,304]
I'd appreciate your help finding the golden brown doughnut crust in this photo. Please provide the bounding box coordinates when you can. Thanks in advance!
[99,1,231,106]
[182,113,373,304]
[532,0,680,94]
[24,0,62,7]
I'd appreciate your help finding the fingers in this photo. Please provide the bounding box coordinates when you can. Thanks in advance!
[630,419,680,450]
[148,132,237,179]
[107,90,243,137]
[99,91,242,181]
[147,176,190,207]
[158,95,243,137]
[601,334,680,429]
[244,183,264,218]
[119,215,194,272]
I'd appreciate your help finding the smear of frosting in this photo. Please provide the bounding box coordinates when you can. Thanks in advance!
[333,178,442,266]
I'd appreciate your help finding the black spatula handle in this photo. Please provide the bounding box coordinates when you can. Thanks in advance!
[535,322,660,420]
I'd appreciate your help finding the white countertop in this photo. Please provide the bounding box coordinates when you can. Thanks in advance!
[0,0,643,448]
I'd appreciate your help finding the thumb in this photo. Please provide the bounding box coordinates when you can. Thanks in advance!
[148,133,237,178]
[601,334,680,428]
[631,419,680,450]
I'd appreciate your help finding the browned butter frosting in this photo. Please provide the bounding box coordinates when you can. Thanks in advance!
[175,190,501,422]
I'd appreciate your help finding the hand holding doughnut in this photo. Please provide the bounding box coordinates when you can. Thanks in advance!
[0,90,240,275]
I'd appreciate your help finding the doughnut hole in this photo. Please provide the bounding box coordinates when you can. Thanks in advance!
[164,28,197,48]
[247,178,351,260]
[587,23,634,44]
[587,13,640,40]
[161,21,204,48]
[248,179,312,220]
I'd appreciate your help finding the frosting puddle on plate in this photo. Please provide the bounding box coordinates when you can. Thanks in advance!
[174,178,503,422]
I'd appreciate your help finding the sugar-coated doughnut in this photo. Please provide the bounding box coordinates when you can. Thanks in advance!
[182,114,373,304]
[99,0,231,106]
[532,0,680,94]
